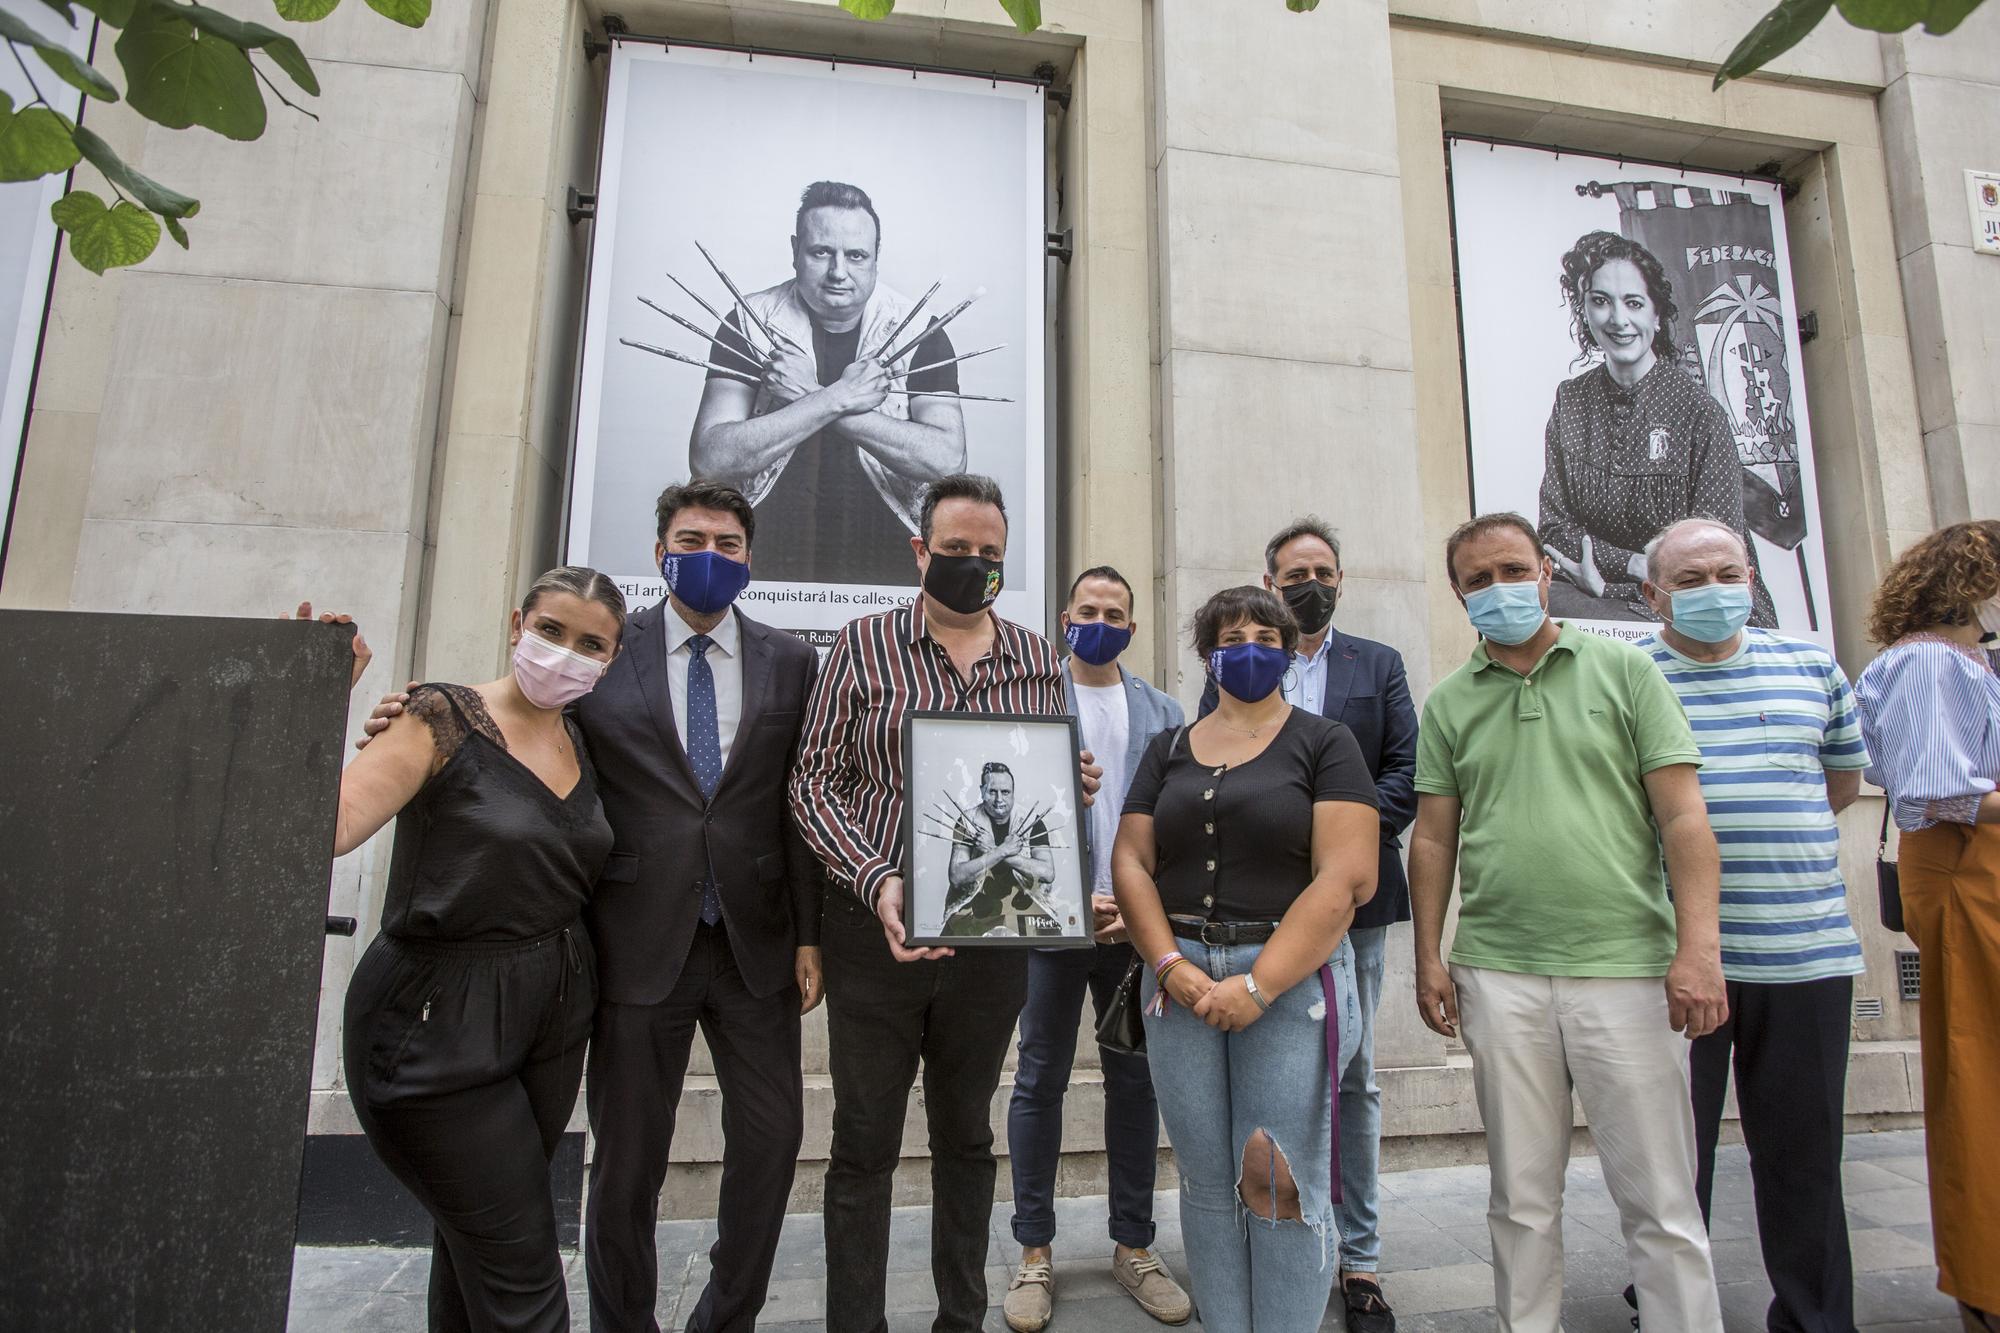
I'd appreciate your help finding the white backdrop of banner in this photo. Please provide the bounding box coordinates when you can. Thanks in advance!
[1447,138,1834,649]
[568,41,1047,647]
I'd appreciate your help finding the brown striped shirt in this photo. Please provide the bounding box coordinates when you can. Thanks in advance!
[789,598,1067,910]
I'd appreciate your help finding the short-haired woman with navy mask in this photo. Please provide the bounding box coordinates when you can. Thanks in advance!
[1112,585,1380,1332]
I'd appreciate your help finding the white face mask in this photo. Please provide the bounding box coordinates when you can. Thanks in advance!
[1978,595,2000,636]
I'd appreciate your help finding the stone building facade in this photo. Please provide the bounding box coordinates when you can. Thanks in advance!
[4,0,1996,1216]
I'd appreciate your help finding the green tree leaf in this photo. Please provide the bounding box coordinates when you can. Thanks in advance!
[179,2,320,95]
[362,0,429,28]
[839,0,896,17]
[0,9,119,102]
[275,0,343,19]
[50,189,160,273]
[1833,0,1927,29]
[71,123,200,218]
[73,0,140,25]
[1924,0,1988,32]
[996,0,1041,31]
[1286,0,1322,10]
[116,2,268,140]
[37,0,79,22]
[164,212,188,246]
[1714,0,1834,86]
[0,101,81,182]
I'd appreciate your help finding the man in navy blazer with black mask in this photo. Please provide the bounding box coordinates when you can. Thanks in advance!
[1197,517,1418,1333]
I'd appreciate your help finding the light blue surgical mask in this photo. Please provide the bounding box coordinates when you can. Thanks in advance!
[1668,583,1752,644]
[1464,581,1546,645]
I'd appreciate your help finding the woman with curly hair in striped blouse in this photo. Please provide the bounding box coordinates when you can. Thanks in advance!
[1854,519,2000,1331]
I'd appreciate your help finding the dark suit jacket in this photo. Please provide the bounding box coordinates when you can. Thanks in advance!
[1199,625,1418,929]
[575,600,821,1005]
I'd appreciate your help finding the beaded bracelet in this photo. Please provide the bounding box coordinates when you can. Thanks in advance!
[1149,951,1188,1016]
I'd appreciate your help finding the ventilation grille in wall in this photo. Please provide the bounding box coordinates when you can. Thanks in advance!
[1897,950,1922,1001]
[1854,996,1885,1021]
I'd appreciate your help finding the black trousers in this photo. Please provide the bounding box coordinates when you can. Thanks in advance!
[1007,943,1158,1249]
[820,891,1029,1333]
[1691,975,1856,1333]
[585,922,804,1333]
[343,928,593,1333]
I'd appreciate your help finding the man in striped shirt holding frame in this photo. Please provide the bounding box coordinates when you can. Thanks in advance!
[1637,518,1869,1332]
[788,473,1093,1333]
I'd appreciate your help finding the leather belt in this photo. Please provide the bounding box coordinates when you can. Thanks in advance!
[1168,918,1280,946]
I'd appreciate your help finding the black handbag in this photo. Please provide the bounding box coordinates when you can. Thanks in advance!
[1877,804,1905,934]
[1096,958,1146,1055]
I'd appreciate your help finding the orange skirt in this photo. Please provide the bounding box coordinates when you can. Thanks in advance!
[1900,822,2000,1313]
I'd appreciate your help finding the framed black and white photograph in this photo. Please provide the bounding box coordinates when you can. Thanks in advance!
[901,710,1090,949]
[1446,137,1835,650]
[567,38,1049,650]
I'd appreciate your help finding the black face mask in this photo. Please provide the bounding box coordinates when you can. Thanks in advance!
[1280,579,1337,635]
[923,551,1004,615]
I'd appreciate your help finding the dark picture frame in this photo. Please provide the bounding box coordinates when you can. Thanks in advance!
[900,709,1092,949]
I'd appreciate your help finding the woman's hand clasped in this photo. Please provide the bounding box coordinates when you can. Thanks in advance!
[1544,535,1606,598]
[1191,973,1267,1032]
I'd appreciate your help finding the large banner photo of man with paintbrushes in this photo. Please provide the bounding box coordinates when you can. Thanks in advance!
[568,39,1050,646]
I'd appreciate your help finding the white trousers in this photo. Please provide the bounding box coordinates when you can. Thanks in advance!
[1452,965,1723,1333]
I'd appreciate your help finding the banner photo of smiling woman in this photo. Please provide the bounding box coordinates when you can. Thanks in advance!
[1445,138,1836,650]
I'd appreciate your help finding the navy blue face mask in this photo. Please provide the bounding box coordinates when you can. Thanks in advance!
[1208,642,1290,703]
[660,549,751,616]
[1064,620,1132,667]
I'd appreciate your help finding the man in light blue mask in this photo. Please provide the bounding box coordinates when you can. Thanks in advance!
[1408,511,1728,1333]
[1630,518,1869,1332]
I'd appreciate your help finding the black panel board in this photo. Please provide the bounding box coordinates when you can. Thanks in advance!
[296,1131,586,1249]
[0,610,352,1331]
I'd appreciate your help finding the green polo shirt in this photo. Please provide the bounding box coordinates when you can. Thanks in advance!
[1415,622,1701,977]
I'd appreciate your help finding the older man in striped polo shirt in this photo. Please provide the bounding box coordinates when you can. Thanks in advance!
[1637,517,1869,1332]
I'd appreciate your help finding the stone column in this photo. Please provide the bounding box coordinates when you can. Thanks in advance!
[1882,6,2000,527]
[1151,0,1443,1071]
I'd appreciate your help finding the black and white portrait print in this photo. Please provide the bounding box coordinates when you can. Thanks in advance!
[903,712,1090,949]
[568,41,1048,647]
[1447,138,1834,648]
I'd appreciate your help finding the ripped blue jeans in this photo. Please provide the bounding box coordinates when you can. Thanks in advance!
[1142,935,1361,1333]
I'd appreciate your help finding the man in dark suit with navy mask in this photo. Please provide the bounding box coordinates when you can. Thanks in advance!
[1198,517,1417,1333]
[577,481,822,1333]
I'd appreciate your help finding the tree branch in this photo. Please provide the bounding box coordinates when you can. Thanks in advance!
[251,55,318,121]
[7,39,52,111]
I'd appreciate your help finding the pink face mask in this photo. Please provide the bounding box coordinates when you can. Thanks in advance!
[512,632,607,710]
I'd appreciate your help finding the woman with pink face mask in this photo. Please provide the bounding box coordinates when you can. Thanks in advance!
[300,565,624,1333]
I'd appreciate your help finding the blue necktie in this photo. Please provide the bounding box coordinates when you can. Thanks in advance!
[686,633,724,926]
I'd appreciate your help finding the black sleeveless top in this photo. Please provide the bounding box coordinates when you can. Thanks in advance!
[378,684,614,941]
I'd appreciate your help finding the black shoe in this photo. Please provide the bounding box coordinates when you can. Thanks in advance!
[1342,1276,1397,1333]
[1621,1281,1639,1329]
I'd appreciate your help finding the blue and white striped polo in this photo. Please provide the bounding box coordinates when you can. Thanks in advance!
[1643,628,1870,983]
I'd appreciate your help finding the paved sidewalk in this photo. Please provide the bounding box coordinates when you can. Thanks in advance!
[288,1129,1956,1332]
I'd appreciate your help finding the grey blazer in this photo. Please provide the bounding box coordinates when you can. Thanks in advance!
[1063,661,1186,868]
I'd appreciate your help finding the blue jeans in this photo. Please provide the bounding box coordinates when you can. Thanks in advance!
[1143,936,1361,1333]
[1336,925,1388,1273]
[1008,943,1160,1249]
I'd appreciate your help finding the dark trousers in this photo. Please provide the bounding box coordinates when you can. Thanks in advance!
[820,892,1029,1333]
[1691,975,1856,1333]
[344,930,593,1333]
[1007,943,1158,1250]
[585,922,804,1333]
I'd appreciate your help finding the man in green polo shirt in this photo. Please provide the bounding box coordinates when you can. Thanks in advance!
[1408,511,1727,1333]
